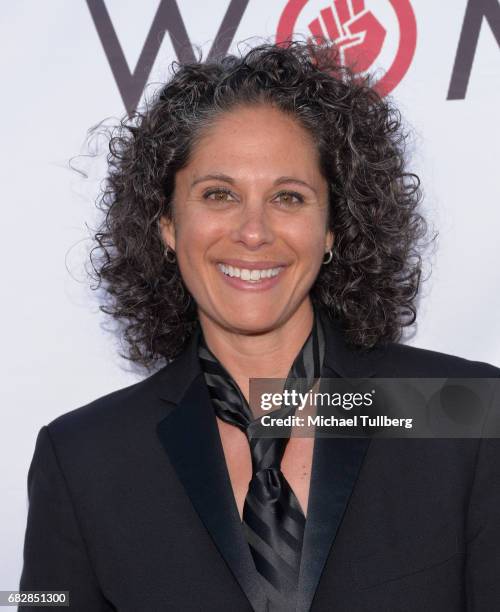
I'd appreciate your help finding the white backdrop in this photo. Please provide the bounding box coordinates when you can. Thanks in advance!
[1,0,499,592]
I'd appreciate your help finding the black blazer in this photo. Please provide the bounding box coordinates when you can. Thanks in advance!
[19,316,500,611]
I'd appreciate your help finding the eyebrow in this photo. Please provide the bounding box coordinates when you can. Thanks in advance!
[191,173,234,187]
[191,173,317,195]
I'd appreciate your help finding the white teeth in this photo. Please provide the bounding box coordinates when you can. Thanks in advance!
[218,263,283,282]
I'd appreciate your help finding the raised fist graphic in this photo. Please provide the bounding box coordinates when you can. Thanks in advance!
[308,0,386,73]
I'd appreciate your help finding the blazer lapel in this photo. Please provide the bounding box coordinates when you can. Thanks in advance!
[155,325,267,612]
[297,309,384,612]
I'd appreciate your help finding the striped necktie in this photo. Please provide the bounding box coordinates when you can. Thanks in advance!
[198,308,326,611]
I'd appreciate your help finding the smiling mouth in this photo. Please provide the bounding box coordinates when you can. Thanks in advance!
[217,262,284,282]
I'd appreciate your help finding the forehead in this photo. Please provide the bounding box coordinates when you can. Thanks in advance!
[181,105,322,181]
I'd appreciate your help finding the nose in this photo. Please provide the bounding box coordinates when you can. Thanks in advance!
[229,200,275,249]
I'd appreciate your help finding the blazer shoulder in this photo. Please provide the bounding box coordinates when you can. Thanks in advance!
[45,361,175,449]
[379,341,500,377]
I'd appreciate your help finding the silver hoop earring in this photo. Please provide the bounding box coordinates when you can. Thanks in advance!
[164,245,177,264]
[322,249,333,265]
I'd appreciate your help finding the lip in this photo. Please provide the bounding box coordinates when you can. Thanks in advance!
[216,259,288,270]
[216,262,286,291]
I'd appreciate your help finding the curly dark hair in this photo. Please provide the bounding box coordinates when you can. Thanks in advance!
[87,39,430,370]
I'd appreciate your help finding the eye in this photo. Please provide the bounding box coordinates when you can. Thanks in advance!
[202,187,235,202]
[274,191,305,207]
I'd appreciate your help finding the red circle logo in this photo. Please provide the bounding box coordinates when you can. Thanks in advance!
[276,0,417,96]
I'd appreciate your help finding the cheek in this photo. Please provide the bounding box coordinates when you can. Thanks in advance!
[175,210,226,262]
[286,219,327,259]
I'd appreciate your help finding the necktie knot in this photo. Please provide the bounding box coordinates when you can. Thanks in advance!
[248,469,284,506]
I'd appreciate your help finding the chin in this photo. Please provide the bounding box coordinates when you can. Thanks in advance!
[217,306,285,335]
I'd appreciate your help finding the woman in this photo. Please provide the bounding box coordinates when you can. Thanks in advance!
[19,41,500,611]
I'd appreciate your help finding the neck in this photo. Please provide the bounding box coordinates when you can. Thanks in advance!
[198,300,315,401]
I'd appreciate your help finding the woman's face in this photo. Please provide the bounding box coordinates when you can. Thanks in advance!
[160,104,333,335]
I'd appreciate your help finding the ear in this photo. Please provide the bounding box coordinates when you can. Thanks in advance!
[159,214,176,251]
